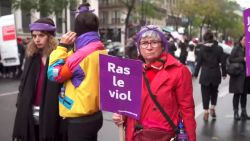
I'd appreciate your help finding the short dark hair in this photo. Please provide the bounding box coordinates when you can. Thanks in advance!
[203,30,214,42]
[238,34,245,47]
[34,17,55,26]
[74,3,99,36]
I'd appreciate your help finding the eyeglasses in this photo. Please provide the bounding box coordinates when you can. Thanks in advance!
[140,40,161,48]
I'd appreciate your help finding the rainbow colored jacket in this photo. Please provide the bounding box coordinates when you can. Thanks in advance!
[48,41,107,118]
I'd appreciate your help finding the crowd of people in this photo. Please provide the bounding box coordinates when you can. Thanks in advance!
[123,26,250,139]
[0,2,248,141]
[126,27,250,120]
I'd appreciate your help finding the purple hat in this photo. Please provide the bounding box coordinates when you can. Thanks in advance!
[135,25,168,50]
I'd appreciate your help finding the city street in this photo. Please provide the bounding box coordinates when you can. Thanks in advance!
[0,76,250,141]
[0,0,250,140]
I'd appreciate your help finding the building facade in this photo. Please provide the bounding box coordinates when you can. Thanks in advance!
[99,0,171,45]
[0,0,180,45]
[0,0,98,38]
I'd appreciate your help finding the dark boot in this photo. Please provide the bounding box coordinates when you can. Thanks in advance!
[241,109,250,120]
[234,110,240,121]
[210,108,216,119]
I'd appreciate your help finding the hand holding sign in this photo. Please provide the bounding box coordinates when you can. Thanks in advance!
[112,113,124,126]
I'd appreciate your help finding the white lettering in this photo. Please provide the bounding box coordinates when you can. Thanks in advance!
[127,91,132,101]
[108,90,132,101]
[112,76,124,87]
[109,90,116,98]
[107,62,131,75]
[119,93,127,100]
[124,67,130,75]
[116,90,119,99]
[116,66,123,74]
[117,79,124,87]
[108,62,115,73]
[113,75,117,86]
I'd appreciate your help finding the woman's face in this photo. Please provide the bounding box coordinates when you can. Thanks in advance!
[240,36,245,47]
[32,31,49,49]
[139,37,163,64]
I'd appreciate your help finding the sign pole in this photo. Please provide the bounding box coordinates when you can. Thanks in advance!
[119,125,125,141]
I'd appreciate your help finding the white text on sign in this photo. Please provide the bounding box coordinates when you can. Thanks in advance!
[108,62,130,75]
[108,62,132,101]
[109,90,132,101]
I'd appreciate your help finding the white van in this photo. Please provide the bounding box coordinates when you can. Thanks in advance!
[0,14,20,67]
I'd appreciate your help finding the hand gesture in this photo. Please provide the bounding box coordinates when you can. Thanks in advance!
[60,31,77,45]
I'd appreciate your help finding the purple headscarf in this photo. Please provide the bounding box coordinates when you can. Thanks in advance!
[135,25,168,51]
[29,23,56,32]
[73,5,95,17]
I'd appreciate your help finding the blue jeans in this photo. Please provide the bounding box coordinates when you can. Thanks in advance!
[186,61,195,75]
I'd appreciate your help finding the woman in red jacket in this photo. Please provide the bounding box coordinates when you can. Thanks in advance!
[113,25,196,141]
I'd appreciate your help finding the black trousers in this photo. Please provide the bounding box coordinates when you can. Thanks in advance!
[201,84,219,110]
[67,111,103,141]
[233,93,247,110]
[233,77,250,110]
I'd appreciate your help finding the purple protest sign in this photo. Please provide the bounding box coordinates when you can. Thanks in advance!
[244,8,250,76]
[99,54,142,120]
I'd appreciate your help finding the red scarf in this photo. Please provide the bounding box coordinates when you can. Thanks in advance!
[143,52,168,82]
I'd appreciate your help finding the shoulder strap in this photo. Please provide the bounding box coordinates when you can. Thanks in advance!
[143,73,179,133]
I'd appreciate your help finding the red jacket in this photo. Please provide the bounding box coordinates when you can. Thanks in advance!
[124,54,196,141]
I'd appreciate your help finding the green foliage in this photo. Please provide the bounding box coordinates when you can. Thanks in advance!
[12,0,77,16]
[120,0,165,21]
[12,0,37,12]
[177,0,243,39]
[119,0,165,43]
[140,0,165,19]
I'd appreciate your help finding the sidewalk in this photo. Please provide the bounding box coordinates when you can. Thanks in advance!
[196,94,250,141]
[98,77,250,141]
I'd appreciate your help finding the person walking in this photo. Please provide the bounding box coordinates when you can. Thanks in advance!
[186,43,196,75]
[194,30,227,121]
[112,25,196,141]
[228,35,250,121]
[16,37,25,78]
[48,3,107,141]
[12,17,65,141]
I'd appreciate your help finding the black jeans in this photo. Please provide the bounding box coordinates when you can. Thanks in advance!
[201,84,219,110]
[67,111,103,141]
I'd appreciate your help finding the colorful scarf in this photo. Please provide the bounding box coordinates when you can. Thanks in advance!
[75,32,100,50]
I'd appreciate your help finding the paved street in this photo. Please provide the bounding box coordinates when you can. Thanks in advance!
[0,77,250,141]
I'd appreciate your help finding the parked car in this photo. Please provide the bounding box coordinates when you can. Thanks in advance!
[106,40,124,57]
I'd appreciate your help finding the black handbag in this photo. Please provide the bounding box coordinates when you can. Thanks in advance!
[226,58,244,76]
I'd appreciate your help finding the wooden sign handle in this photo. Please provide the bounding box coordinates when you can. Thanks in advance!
[119,125,125,141]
